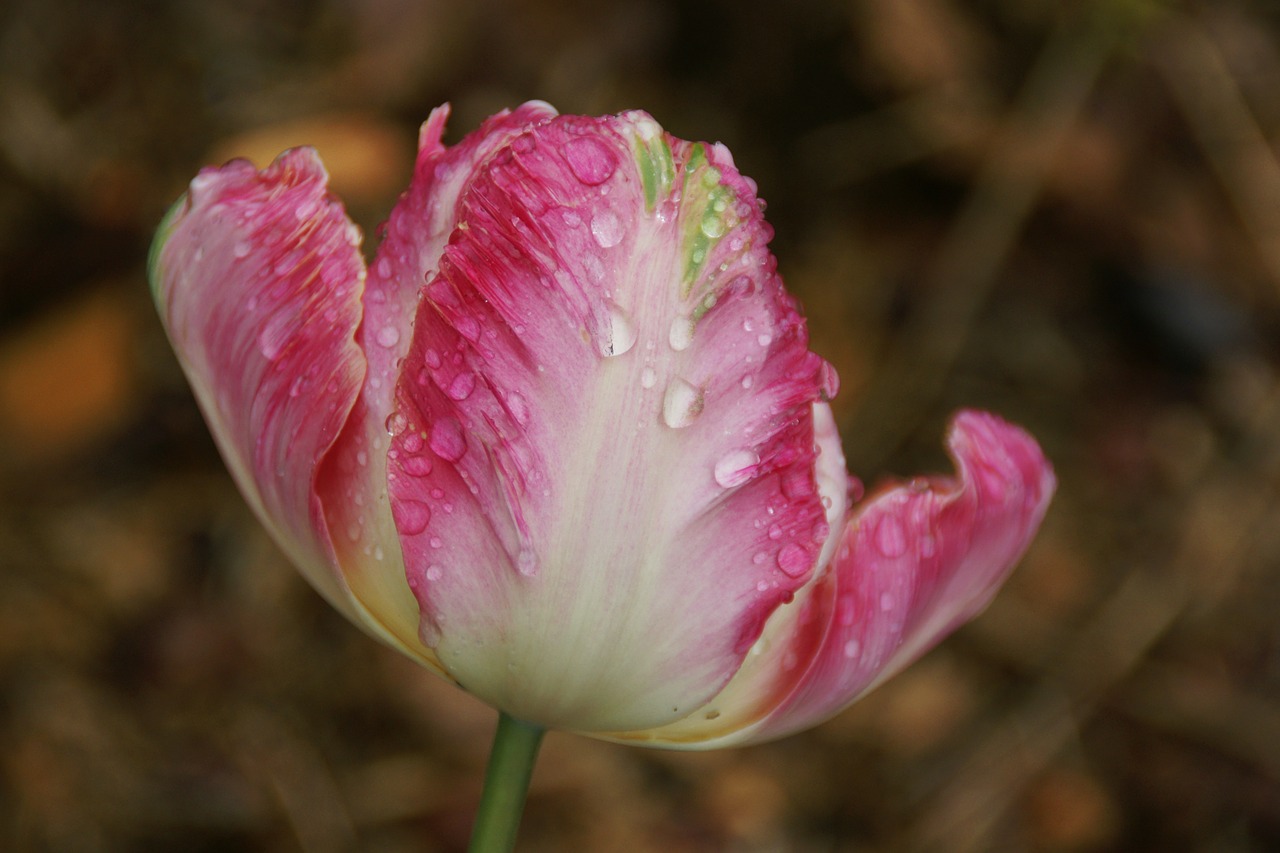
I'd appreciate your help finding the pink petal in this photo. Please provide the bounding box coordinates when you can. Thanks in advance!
[613,409,1054,748]
[387,111,837,731]
[315,102,558,664]
[149,149,368,618]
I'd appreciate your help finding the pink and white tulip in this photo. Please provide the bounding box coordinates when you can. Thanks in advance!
[150,104,1054,747]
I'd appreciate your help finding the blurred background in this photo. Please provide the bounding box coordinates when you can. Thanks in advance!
[2,0,1279,850]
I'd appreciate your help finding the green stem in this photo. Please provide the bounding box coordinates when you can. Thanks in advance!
[468,711,546,853]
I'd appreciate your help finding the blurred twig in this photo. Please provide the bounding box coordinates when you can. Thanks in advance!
[1153,13,1280,298]
[842,10,1121,472]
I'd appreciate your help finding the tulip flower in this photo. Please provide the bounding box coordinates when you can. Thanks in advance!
[150,102,1054,849]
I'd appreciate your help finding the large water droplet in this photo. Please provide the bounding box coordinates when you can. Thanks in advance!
[874,513,907,558]
[425,565,443,581]
[668,316,694,351]
[776,542,812,578]
[401,454,433,476]
[456,315,481,341]
[429,419,467,461]
[385,412,408,436]
[662,378,704,429]
[516,547,539,577]
[700,215,726,239]
[505,391,530,426]
[446,371,477,400]
[376,325,401,348]
[590,209,623,248]
[393,499,431,535]
[714,449,760,488]
[563,136,618,185]
[601,302,636,356]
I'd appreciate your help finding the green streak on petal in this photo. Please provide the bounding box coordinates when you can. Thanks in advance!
[147,195,188,307]
[678,144,739,301]
[633,129,674,212]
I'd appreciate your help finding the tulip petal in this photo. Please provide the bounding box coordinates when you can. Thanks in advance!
[315,102,558,667]
[619,409,1054,748]
[149,150,369,620]
[388,112,836,731]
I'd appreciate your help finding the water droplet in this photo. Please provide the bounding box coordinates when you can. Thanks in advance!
[843,639,860,658]
[767,523,783,541]
[873,513,907,558]
[714,449,759,488]
[590,209,623,248]
[376,325,401,348]
[818,359,840,400]
[920,533,937,557]
[780,469,815,500]
[429,419,467,461]
[640,367,657,389]
[879,592,894,612]
[601,301,636,356]
[257,326,285,361]
[356,449,368,467]
[700,215,726,239]
[563,136,618,185]
[429,536,443,549]
[392,499,431,535]
[776,543,811,577]
[446,371,477,400]
[233,241,251,259]
[506,391,530,426]
[756,332,772,347]
[425,565,443,581]
[456,315,480,341]
[516,547,538,577]
[418,618,442,648]
[385,412,408,436]
[401,454,432,476]
[668,316,694,351]
[346,522,361,542]
[662,378,704,428]
[424,348,442,369]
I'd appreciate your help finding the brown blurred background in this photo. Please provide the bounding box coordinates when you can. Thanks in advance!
[2,0,1279,850]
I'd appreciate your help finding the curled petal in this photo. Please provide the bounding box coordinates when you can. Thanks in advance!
[618,409,1055,748]
[149,150,368,620]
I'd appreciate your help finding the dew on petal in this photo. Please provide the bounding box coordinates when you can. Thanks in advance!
[401,454,433,476]
[879,592,895,612]
[662,378,704,429]
[506,391,531,426]
[385,412,408,436]
[456,315,481,341]
[874,513,907,558]
[425,565,443,581]
[776,542,811,578]
[640,367,657,389]
[700,215,726,239]
[601,301,636,356]
[590,209,623,248]
[563,136,619,185]
[713,448,760,488]
[429,419,467,461]
[376,325,401,348]
[424,348,442,368]
[446,371,477,400]
[233,241,251,259]
[843,639,860,658]
[668,316,694,351]
[516,547,539,577]
[392,499,431,536]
